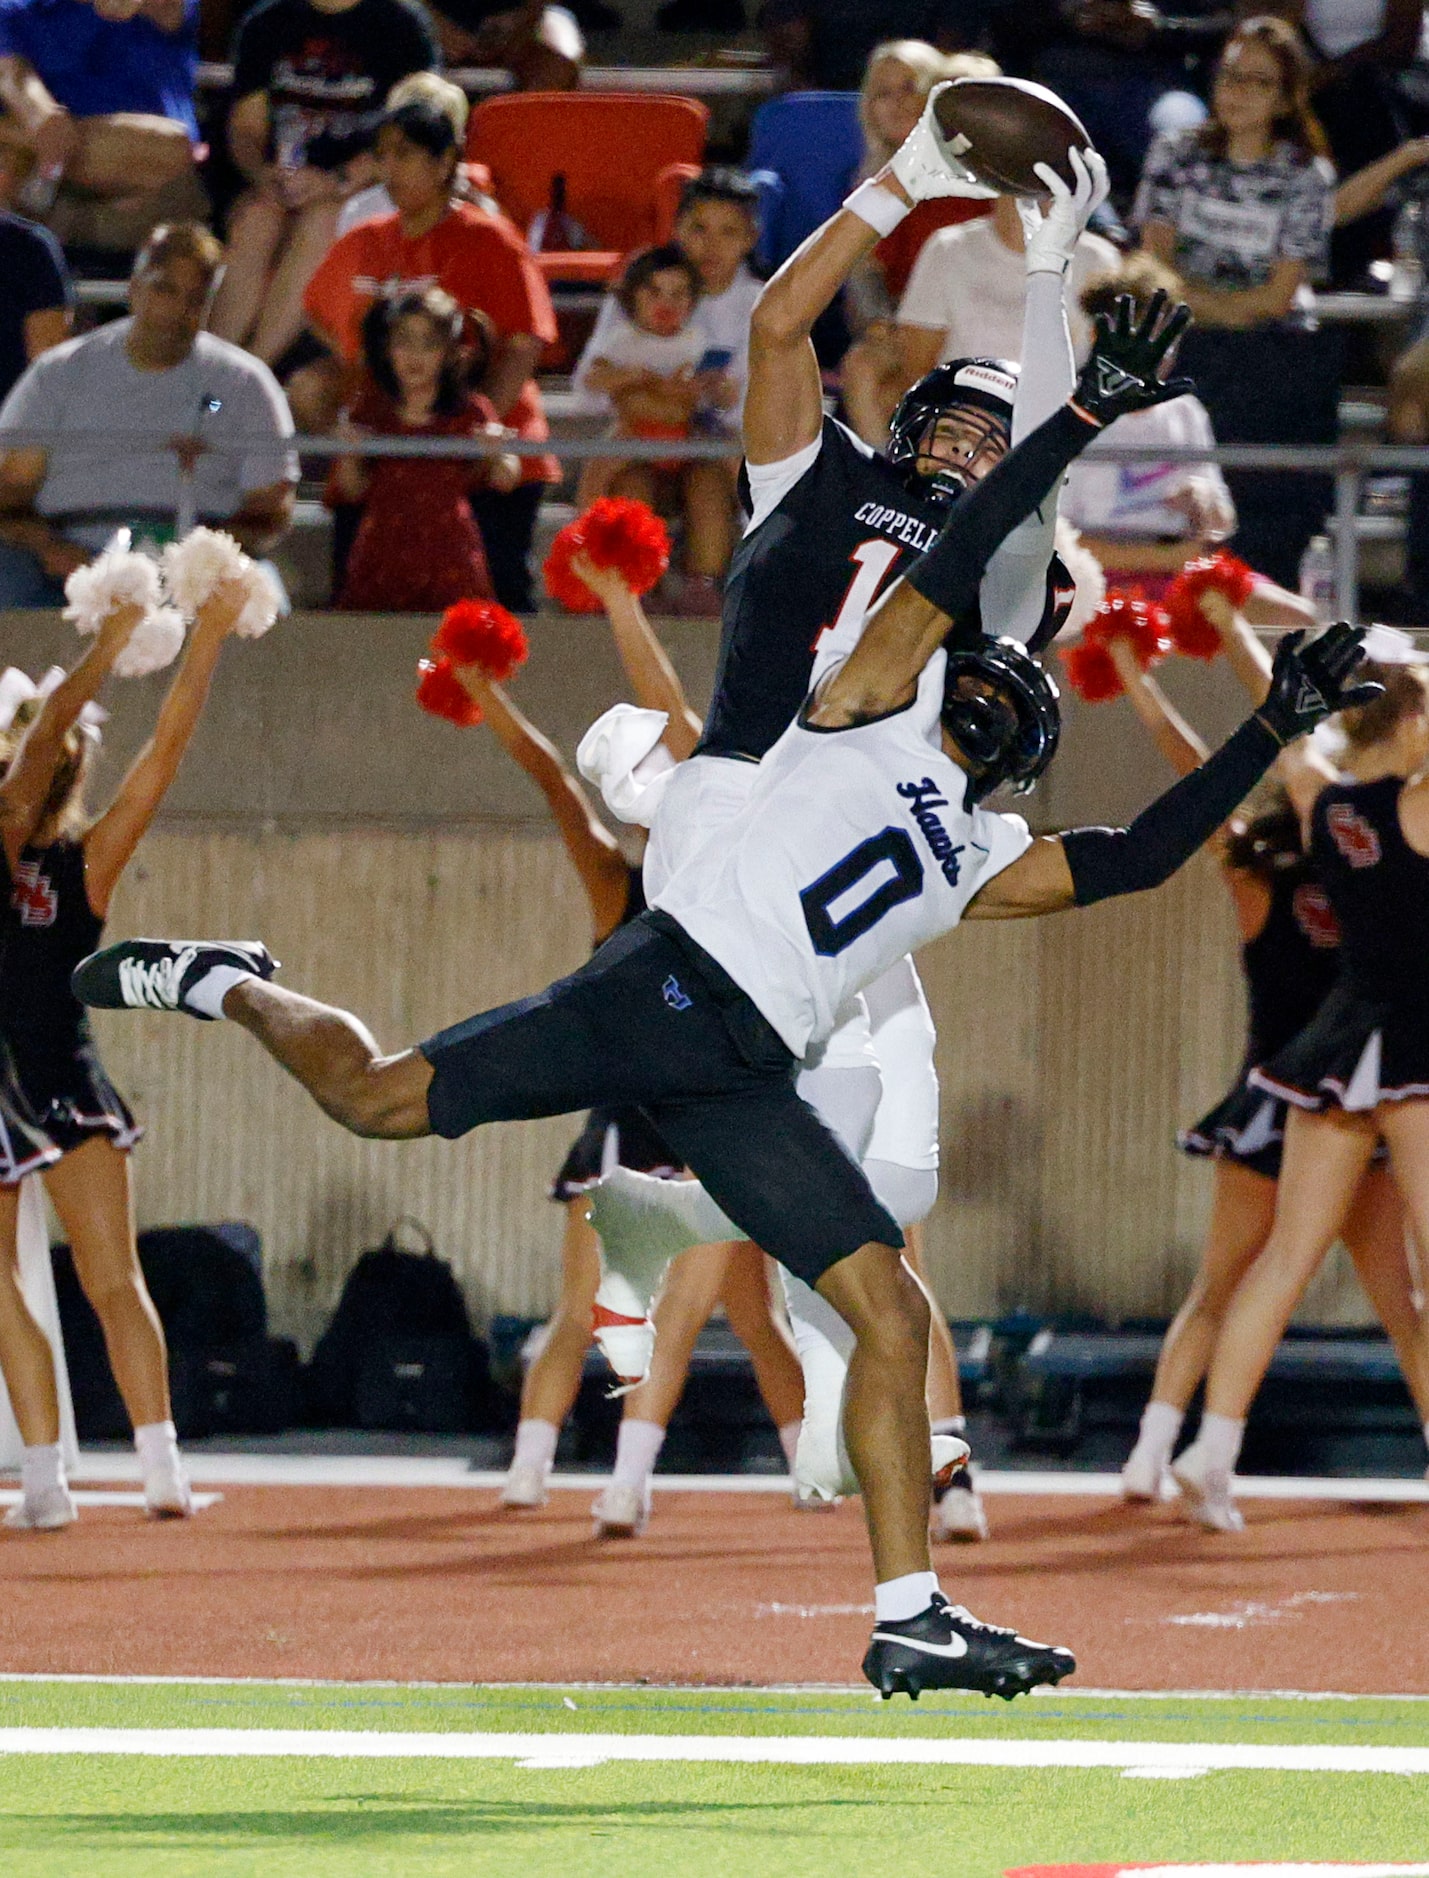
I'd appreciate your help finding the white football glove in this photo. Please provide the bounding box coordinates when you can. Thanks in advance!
[1018,146,1110,275]
[889,80,1001,204]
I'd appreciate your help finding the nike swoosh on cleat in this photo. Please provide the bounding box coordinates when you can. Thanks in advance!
[869,1631,968,1659]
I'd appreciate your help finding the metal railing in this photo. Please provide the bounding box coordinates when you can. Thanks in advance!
[4,428,1428,621]
[194,61,776,99]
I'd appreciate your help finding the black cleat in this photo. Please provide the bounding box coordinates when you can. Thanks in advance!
[72,938,278,1020]
[862,1594,1075,1702]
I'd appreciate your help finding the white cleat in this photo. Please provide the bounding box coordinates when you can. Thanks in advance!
[143,1456,194,1519]
[591,1482,650,1538]
[1121,1445,1177,1504]
[500,1462,549,1509]
[932,1462,990,1543]
[1171,1447,1245,1533]
[5,1482,78,1530]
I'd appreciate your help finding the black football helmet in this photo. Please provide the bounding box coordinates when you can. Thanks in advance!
[886,358,1018,505]
[941,635,1060,803]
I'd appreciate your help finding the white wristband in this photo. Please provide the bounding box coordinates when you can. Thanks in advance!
[844,179,910,238]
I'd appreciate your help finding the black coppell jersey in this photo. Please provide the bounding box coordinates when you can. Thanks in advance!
[694,417,1074,763]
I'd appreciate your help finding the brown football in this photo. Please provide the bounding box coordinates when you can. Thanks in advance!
[933,77,1092,197]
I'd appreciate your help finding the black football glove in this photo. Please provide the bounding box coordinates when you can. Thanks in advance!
[1072,289,1194,428]
[1257,621,1384,745]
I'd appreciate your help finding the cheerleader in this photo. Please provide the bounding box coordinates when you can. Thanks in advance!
[1105,611,1428,1524]
[469,664,804,1516]
[571,547,984,1541]
[0,564,253,1529]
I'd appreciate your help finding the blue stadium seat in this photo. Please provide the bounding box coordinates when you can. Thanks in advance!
[747,91,863,272]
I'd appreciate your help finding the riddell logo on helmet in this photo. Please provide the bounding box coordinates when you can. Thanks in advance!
[953,364,1016,402]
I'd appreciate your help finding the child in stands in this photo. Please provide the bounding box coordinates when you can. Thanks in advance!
[333,287,521,612]
[573,245,731,616]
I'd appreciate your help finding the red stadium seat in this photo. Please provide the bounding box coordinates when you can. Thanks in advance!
[467,92,709,284]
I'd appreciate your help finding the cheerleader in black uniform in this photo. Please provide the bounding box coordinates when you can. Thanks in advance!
[467,667,802,1514]
[1171,634,1429,1529]
[1104,615,1427,1525]
[0,576,251,1528]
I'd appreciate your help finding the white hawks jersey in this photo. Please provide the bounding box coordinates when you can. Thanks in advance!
[653,650,1032,1057]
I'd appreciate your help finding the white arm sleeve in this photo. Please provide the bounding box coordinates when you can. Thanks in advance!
[977,267,1075,644]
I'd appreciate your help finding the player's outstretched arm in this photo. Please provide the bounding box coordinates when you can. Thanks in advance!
[811,293,1193,728]
[745,84,995,467]
[965,624,1380,920]
[574,550,703,760]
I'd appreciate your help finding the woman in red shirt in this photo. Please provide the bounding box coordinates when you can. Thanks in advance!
[302,98,558,609]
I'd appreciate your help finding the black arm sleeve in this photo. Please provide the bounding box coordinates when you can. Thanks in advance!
[1062,714,1281,907]
[905,404,1099,631]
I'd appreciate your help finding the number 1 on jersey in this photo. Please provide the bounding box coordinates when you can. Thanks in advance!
[812,538,903,658]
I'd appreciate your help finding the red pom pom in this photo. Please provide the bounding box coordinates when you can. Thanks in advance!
[542,497,672,612]
[431,599,529,680]
[1164,552,1256,660]
[1060,637,1125,703]
[416,655,482,727]
[543,522,604,614]
[1083,591,1172,668]
[579,497,671,593]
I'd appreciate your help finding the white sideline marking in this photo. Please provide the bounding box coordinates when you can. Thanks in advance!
[0,1491,221,1511]
[46,1453,1429,1502]
[1118,1868,1429,1875]
[0,1728,1425,1774]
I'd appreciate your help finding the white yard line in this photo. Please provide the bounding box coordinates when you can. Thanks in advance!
[0,1727,1424,1774]
[47,1454,1429,1502]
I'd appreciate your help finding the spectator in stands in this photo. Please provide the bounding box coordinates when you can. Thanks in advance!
[843,191,1116,448]
[1061,252,1237,594]
[1026,3,1225,204]
[1133,16,1338,585]
[208,0,437,369]
[301,94,558,611]
[332,288,521,610]
[0,138,72,401]
[840,41,996,445]
[760,0,974,92]
[0,0,208,255]
[1133,14,1334,329]
[0,222,296,606]
[423,0,586,90]
[578,166,763,436]
[335,71,499,238]
[1256,0,1422,282]
[574,245,731,614]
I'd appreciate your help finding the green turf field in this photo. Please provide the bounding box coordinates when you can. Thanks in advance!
[0,1679,1425,1876]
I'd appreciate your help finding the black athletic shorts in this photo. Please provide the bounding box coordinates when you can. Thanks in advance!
[420,910,903,1285]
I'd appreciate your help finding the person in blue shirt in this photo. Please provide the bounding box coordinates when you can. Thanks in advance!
[0,0,208,254]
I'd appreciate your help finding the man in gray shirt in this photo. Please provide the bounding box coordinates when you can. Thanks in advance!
[0,221,297,605]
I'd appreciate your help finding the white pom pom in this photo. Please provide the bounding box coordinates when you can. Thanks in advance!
[232,561,282,640]
[1053,517,1107,644]
[112,606,187,680]
[63,530,163,637]
[161,526,248,617]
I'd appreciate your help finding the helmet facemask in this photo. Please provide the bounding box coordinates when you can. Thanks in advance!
[940,639,1061,804]
[906,406,1010,502]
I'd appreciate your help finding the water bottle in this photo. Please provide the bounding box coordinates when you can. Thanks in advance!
[1298,533,1336,622]
[1390,198,1425,303]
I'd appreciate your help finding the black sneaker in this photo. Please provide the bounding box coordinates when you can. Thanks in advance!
[72,939,278,1020]
[863,1594,1074,1702]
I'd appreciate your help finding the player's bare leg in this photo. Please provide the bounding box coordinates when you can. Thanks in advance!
[222,981,434,1140]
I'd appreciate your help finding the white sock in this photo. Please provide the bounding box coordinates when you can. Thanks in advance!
[134,1419,180,1472]
[1135,1399,1184,1464]
[184,963,255,1020]
[778,1420,802,1471]
[20,1443,63,1498]
[1194,1411,1245,1474]
[930,1415,966,1437]
[510,1418,559,1477]
[611,1417,665,1490]
[874,1570,940,1623]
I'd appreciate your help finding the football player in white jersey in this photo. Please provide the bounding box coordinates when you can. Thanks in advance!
[72,293,1378,1699]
